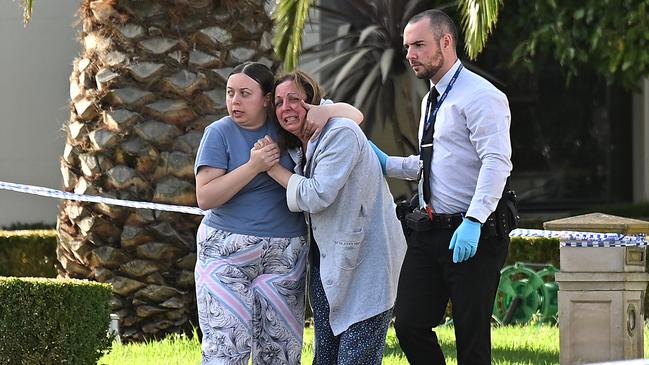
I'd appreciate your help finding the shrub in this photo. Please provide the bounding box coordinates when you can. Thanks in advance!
[507,236,559,267]
[1,222,55,230]
[0,230,57,277]
[0,277,112,365]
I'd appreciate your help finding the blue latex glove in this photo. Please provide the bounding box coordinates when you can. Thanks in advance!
[448,218,481,263]
[368,140,387,175]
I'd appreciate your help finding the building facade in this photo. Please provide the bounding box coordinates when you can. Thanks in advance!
[0,1,78,227]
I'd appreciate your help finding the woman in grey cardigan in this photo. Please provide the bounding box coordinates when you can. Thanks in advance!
[257,70,407,365]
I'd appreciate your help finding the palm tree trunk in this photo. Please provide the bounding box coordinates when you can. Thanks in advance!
[58,0,275,342]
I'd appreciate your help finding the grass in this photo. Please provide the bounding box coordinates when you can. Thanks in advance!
[99,324,562,365]
[99,330,202,365]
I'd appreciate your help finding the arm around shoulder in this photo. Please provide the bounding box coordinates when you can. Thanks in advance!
[326,102,363,125]
[288,126,362,213]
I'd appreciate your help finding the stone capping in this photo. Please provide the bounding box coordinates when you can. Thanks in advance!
[543,212,649,234]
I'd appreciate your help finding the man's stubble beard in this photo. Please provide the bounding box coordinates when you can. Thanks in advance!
[415,50,444,80]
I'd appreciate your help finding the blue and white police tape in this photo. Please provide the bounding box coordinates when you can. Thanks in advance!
[0,180,206,216]
[3,180,649,246]
[559,240,647,247]
[510,228,647,247]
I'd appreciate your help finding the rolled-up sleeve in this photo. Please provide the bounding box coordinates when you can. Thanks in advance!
[286,174,306,212]
[386,155,421,180]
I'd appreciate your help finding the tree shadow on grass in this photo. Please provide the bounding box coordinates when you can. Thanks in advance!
[492,346,559,365]
[382,334,458,361]
[382,332,559,365]
[438,343,559,365]
[383,333,405,358]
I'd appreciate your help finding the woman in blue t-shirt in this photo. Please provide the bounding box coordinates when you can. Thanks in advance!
[194,62,361,365]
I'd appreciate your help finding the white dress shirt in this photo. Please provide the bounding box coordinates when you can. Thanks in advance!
[386,60,512,223]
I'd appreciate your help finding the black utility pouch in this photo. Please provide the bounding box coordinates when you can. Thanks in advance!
[504,189,520,229]
[396,194,418,236]
[396,200,414,222]
[495,189,520,238]
[405,210,433,232]
[398,195,418,217]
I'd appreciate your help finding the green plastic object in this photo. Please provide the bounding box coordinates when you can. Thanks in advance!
[492,262,560,325]
[536,265,559,324]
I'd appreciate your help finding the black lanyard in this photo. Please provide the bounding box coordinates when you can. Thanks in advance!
[421,63,464,143]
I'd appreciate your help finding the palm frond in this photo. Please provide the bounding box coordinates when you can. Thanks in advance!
[19,0,33,25]
[308,48,362,76]
[332,47,372,90]
[458,0,503,60]
[272,0,313,71]
[354,63,380,111]
[358,24,382,44]
[311,4,350,19]
[303,33,356,53]
[379,48,395,83]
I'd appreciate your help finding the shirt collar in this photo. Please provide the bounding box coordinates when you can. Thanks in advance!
[429,59,462,96]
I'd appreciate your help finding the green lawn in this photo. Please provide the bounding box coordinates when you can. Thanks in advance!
[99,324,562,365]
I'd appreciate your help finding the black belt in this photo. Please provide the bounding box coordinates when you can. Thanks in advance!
[397,189,516,238]
[404,210,501,236]
[404,210,464,232]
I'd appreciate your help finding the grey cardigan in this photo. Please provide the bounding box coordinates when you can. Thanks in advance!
[286,118,407,335]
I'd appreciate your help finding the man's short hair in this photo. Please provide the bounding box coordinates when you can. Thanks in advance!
[408,9,458,46]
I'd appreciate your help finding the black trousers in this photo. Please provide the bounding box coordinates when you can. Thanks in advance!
[393,228,509,365]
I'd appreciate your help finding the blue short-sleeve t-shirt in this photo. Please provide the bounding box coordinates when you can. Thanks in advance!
[194,116,306,238]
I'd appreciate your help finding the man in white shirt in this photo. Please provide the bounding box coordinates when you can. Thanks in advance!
[369,9,513,365]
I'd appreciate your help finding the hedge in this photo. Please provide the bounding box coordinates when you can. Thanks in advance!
[0,230,57,277]
[0,277,112,365]
[506,236,559,267]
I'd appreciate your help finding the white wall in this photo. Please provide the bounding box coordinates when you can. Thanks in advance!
[0,1,78,227]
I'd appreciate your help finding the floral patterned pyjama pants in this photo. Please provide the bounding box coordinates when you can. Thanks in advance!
[195,223,308,365]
